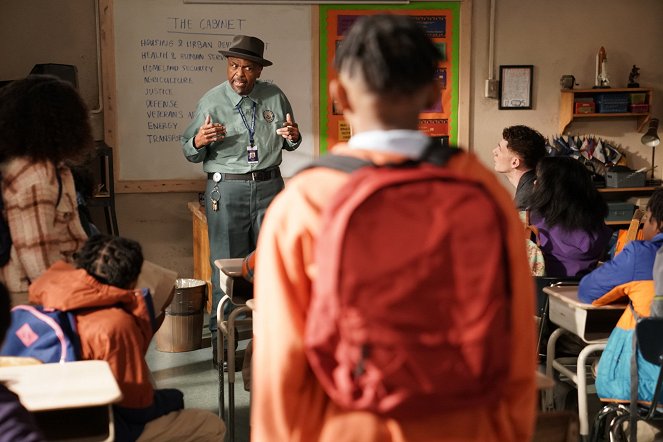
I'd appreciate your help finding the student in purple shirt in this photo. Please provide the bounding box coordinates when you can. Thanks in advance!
[0,282,44,442]
[528,156,612,277]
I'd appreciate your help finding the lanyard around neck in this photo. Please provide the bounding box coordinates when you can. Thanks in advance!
[237,99,257,147]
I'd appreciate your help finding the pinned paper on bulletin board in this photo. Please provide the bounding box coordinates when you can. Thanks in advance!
[318,2,460,152]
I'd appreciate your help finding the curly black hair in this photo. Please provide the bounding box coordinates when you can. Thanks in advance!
[502,125,547,170]
[0,75,95,165]
[334,14,442,97]
[75,235,144,289]
[528,156,608,232]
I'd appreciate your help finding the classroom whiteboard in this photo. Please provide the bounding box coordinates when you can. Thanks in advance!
[112,0,314,182]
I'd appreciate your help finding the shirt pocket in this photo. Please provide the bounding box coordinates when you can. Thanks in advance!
[221,123,246,146]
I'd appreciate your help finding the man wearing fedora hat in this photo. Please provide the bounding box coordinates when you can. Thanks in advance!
[182,35,301,367]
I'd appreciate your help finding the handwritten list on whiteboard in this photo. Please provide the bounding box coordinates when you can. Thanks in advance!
[114,0,313,181]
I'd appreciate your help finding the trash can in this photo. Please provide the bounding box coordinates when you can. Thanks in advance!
[156,278,206,352]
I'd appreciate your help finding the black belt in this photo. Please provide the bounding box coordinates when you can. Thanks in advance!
[208,168,281,182]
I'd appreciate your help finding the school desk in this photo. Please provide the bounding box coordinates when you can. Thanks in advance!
[542,285,625,440]
[0,360,122,441]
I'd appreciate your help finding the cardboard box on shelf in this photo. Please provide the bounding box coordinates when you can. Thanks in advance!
[627,196,650,209]
[575,102,595,114]
[629,103,649,113]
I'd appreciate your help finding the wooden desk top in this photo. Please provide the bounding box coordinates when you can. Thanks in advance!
[0,360,122,412]
[543,285,627,310]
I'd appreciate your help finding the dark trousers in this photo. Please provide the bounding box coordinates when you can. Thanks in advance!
[205,175,284,336]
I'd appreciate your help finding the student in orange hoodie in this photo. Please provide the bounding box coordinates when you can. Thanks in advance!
[29,235,225,442]
[252,14,536,442]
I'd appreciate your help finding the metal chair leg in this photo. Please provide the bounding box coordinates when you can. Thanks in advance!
[217,295,231,421]
[226,305,251,442]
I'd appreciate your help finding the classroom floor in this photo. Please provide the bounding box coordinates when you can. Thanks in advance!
[145,319,251,442]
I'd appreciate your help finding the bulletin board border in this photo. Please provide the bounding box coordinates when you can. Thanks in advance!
[318,2,462,153]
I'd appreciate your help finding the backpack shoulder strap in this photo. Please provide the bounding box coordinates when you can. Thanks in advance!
[420,140,459,166]
[298,139,459,176]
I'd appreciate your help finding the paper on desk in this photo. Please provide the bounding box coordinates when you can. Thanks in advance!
[136,260,178,312]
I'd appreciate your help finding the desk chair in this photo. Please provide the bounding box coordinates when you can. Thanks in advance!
[215,259,253,442]
[590,317,663,441]
[543,286,625,440]
[536,277,580,360]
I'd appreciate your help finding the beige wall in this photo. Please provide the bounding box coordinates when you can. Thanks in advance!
[470,0,663,191]
[0,0,100,111]
[1,0,663,277]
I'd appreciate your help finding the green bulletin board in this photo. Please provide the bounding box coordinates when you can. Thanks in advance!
[319,3,461,152]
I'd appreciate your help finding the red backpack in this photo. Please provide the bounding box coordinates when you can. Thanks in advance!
[304,149,511,417]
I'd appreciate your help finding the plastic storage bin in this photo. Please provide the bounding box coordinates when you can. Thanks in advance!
[595,93,629,113]
[606,202,636,222]
[606,166,646,188]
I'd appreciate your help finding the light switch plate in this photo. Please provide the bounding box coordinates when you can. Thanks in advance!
[485,79,499,99]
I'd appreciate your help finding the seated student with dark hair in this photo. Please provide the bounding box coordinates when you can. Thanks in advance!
[0,282,44,442]
[27,235,225,442]
[528,156,612,277]
[578,188,663,404]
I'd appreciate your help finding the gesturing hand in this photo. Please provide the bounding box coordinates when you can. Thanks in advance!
[276,113,299,143]
[194,115,226,149]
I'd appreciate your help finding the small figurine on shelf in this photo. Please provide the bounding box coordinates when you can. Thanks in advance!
[628,65,640,88]
[560,74,576,89]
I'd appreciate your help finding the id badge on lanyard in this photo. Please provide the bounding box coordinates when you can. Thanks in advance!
[238,100,259,165]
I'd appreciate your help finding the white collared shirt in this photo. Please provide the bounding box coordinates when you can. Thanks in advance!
[347,130,429,159]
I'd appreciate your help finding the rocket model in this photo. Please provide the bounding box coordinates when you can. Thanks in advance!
[595,46,610,88]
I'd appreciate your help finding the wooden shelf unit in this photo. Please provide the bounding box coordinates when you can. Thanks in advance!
[559,88,653,133]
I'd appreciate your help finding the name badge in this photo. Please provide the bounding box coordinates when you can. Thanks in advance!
[247,145,259,164]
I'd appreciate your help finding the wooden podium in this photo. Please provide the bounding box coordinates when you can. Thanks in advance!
[188,201,212,313]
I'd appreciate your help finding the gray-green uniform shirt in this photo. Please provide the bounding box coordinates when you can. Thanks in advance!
[181,80,301,171]
[182,79,300,337]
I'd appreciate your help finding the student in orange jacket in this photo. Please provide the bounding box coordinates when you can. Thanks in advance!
[29,235,225,442]
[252,14,537,442]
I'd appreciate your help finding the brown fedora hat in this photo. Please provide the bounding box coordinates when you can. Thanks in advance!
[219,35,272,67]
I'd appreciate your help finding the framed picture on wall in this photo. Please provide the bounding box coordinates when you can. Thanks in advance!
[499,65,533,110]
